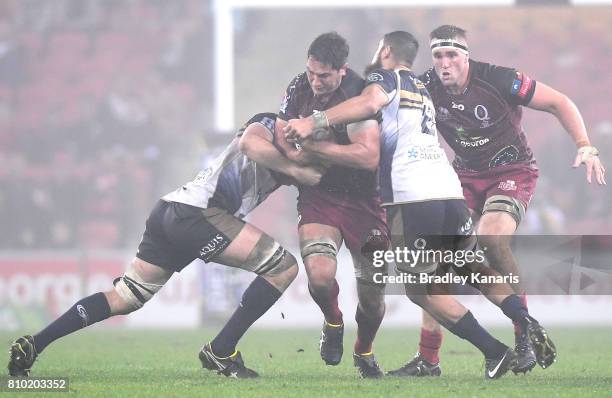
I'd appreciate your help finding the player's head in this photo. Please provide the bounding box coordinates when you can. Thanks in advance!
[366,31,419,75]
[306,32,349,96]
[429,25,470,89]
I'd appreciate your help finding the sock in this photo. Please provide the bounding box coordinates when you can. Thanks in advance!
[500,294,529,336]
[419,328,443,364]
[512,293,529,337]
[354,306,384,354]
[308,279,343,325]
[210,276,282,357]
[448,311,507,359]
[33,292,111,353]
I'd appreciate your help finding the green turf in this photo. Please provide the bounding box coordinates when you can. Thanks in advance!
[2,327,611,397]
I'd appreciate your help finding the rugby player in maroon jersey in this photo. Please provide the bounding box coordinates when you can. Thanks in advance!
[284,30,562,380]
[395,24,605,377]
[241,32,389,378]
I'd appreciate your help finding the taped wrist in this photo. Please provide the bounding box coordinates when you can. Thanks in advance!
[578,146,599,162]
[312,111,329,129]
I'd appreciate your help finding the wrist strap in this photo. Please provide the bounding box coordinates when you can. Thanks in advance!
[312,111,329,129]
[578,145,599,162]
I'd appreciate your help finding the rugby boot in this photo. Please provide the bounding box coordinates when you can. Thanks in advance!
[353,352,384,379]
[319,321,343,365]
[8,335,37,377]
[485,347,518,380]
[387,353,442,377]
[512,333,537,374]
[199,343,258,378]
[525,316,557,369]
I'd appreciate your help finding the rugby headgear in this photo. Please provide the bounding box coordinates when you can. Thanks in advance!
[430,38,469,55]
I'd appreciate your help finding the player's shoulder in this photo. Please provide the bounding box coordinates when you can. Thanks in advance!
[339,68,366,97]
[366,68,396,84]
[399,68,426,91]
[470,59,517,83]
[418,68,439,88]
[286,72,310,93]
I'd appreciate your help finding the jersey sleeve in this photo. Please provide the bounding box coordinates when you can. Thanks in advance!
[365,68,397,104]
[484,64,537,106]
[278,73,303,121]
[236,113,276,138]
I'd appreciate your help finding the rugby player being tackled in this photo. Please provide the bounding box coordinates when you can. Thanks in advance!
[8,113,322,379]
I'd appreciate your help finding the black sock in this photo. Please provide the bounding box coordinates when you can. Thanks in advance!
[210,276,282,357]
[499,295,529,335]
[448,311,507,359]
[33,292,111,353]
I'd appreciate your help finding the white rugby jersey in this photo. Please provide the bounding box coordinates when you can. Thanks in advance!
[162,113,281,218]
[365,67,463,205]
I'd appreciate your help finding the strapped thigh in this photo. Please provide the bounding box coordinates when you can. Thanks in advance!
[483,194,525,225]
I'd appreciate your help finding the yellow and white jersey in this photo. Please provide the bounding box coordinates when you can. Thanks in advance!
[366,67,463,205]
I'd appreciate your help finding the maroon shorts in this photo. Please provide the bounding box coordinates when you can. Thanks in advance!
[456,163,539,213]
[297,187,389,254]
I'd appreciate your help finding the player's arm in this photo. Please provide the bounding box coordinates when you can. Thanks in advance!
[527,82,606,185]
[299,119,380,171]
[283,84,389,140]
[239,122,323,186]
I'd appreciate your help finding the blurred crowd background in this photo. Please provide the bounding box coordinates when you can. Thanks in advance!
[1,0,611,253]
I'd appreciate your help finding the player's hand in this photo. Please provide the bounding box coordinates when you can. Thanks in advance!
[290,165,324,186]
[284,117,315,140]
[573,146,606,185]
[286,146,315,166]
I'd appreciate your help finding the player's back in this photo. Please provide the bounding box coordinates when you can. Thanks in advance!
[163,113,281,218]
[366,67,463,205]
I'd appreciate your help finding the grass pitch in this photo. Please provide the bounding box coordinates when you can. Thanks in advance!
[2,327,611,397]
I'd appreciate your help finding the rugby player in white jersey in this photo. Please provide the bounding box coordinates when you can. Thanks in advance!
[8,113,322,379]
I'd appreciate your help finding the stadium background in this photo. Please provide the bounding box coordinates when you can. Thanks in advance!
[1,0,611,333]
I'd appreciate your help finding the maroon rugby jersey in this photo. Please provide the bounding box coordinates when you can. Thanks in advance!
[278,68,379,196]
[420,60,538,172]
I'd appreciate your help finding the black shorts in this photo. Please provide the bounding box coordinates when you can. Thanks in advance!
[387,199,474,273]
[136,200,244,272]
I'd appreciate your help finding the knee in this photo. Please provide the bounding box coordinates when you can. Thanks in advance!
[258,248,299,291]
[305,261,336,289]
[112,259,163,313]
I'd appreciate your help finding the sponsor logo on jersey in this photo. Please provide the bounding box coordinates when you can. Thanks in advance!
[459,137,490,148]
[367,72,384,82]
[199,233,230,261]
[498,180,517,191]
[489,145,520,167]
[456,129,491,147]
[406,147,444,161]
[451,101,465,111]
[474,105,491,128]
